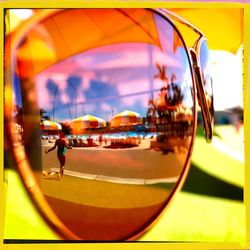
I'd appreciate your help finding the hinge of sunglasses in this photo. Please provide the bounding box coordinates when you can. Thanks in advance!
[190,49,213,143]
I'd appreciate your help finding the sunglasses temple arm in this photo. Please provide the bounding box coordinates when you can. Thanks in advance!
[190,49,213,143]
[158,8,204,38]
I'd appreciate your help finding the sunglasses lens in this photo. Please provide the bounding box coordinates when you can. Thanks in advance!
[198,39,214,118]
[6,9,196,240]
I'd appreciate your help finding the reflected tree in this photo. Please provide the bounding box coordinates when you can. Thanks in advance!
[149,69,184,124]
[154,63,168,84]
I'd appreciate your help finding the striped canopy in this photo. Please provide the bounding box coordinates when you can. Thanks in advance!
[40,120,62,130]
[70,115,106,134]
[110,110,142,127]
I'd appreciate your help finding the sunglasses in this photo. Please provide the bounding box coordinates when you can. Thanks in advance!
[4,8,214,241]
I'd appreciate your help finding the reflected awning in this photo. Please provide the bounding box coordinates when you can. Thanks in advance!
[40,120,62,130]
[70,115,106,134]
[110,110,143,127]
[12,9,161,78]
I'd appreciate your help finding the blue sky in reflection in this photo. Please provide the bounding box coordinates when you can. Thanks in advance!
[28,43,192,120]
[33,42,193,122]
[12,44,243,123]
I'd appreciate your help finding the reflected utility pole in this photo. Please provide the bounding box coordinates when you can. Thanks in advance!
[52,84,59,121]
[67,80,78,119]
[111,106,114,117]
[67,103,72,120]
[52,79,78,121]
[148,44,155,100]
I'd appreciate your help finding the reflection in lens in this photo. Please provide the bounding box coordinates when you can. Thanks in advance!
[9,9,196,240]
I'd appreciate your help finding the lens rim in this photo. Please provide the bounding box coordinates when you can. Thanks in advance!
[193,36,214,142]
[5,8,198,241]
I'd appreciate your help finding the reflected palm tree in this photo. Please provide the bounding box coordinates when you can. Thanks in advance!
[154,63,168,84]
[166,81,183,107]
[148,70,185,124]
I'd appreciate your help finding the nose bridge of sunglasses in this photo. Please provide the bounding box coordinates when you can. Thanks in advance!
[190,48,213,143]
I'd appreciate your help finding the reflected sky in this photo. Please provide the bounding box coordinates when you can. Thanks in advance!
[31,12,194,122]
[33,41,193,121]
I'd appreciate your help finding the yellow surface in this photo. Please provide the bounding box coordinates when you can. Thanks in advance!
[0,5,4,247]
[172,8,243,53]
[244,4,250,246]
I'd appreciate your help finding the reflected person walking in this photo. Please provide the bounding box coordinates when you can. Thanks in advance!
[45,132,72,178]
